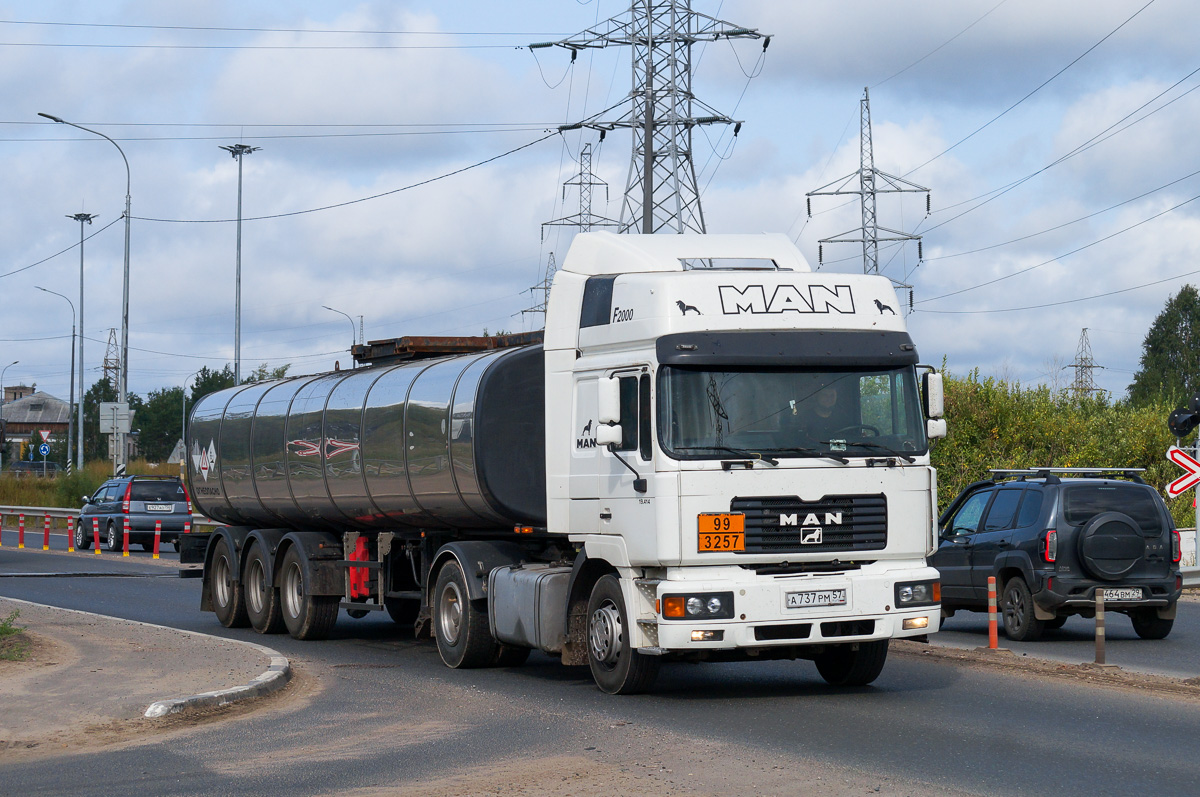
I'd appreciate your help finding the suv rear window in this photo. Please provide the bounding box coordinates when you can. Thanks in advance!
[1062,484,1164,535]
[129,481,184,502]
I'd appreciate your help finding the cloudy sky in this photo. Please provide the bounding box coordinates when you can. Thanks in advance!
[1,0,1196,405]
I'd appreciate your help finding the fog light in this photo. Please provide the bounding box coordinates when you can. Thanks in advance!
[691,630,724,642]
[686,597,704,616]
[903,617,929,630]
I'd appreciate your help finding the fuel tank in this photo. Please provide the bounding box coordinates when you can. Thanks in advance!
[186,345,545,531]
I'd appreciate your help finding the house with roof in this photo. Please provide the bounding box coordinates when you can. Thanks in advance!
[0,389,71,460]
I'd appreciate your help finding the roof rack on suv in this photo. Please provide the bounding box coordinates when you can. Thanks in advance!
[989,467,1146,485]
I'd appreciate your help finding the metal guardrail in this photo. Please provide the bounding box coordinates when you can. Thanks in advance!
[0,505,218,529]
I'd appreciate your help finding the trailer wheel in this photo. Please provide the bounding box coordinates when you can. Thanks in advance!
[279,547,339,640]
[244,543,284,634]
[586,575,659,694]
[385,597,419,629]
[211,536,249,628]
[814,640,888,687]
[433,560,495,668]
[74,522,90,550]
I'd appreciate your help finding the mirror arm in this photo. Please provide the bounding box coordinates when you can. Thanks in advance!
[607,445,648,493]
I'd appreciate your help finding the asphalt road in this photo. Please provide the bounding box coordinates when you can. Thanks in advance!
[2,537,1199,796]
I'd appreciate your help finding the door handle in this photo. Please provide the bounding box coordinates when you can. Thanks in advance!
[997,541,1010,548]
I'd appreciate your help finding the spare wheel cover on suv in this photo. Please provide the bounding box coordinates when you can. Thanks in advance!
[1077,511,1145,581]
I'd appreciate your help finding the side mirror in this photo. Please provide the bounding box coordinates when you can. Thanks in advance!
[923,372,944,419]
[81,495,91,504]
[927,418,947,440]
[598,377,621,424]
[596,424,623,447]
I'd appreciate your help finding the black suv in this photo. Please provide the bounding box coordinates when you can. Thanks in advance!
[75,475,193,552]
[931,468,1182,641]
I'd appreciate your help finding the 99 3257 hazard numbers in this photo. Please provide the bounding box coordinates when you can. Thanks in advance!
[698,513,745,552]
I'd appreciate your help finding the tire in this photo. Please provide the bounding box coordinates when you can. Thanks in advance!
[74,522,91,550]
[1130,608,1173,640]
[432,560,496,668]
[172,540,180,553]
[1043,615,1068,630]
[385,597,419,629]
[279,546,338,640]
[493,645,532,667]
[141,542,156,552]
[815,640,889,686]
[106,522,122,552]
[244,543,284,634]
[1002,577,1044,641]
[586,575,659,694]
[211,535,249,628]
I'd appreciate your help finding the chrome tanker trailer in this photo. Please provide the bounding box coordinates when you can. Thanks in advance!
[184,231,946,694]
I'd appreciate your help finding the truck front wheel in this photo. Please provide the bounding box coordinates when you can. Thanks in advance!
[814,640,888,686]
[244,543,284,634]
[211,536,249,628]
[433,560,495,668]
[586,575,659,695]
[279,547,338,640]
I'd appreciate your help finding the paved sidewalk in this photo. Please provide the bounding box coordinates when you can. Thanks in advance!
[0,597,282,757]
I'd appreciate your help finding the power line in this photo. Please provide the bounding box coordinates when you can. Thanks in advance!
[0,19,563,36]
[0,41,533,51]
[0,215,121,280]
[873,0,1010,88]
[9,126,552,143]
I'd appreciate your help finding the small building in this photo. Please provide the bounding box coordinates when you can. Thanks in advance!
[0,390,71,459]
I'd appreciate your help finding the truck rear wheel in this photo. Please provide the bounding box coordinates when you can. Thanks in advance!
[244,543,284,634]
[280,546,338,640]
[586,575,659,694]
[433,560,495,668]
[211,536,249,628]
[385,597,419,629]
[815,640,888,686]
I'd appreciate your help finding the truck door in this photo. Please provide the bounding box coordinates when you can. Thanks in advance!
[598,370,657,561]
[568,374,602,534]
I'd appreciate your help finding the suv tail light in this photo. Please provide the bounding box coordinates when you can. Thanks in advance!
[121,481,133,514]
[1172,529,1181,563]
[181,481,193,514]
[1043,529,1058,562]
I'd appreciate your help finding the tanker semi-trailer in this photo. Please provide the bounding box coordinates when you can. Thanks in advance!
[184,231,947,694]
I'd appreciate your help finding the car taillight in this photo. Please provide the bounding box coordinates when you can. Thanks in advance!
[122,481,132,514]
[1043,529,1058,562]
[1172,529,1181,563]
[181,481,193,514]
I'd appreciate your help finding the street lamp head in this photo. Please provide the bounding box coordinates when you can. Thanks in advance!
[38,112,65,123]
[67,213,97,224]
[220,144,262,159]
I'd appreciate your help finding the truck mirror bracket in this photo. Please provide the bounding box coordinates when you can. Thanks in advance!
[607,446,648,493]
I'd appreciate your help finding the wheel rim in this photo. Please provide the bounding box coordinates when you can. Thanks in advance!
[283,562,304,619]
[213,553,231,608]
[438,580,464,645]
[75,525,83,547]
[107,526,116,549]
[589,599,623,666]
[246,558,265,614]
[1004,587,1024,630]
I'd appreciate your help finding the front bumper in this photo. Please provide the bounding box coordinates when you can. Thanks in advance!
[643,563,941,652]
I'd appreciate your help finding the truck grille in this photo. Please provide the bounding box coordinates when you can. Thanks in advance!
[730,494,887,554]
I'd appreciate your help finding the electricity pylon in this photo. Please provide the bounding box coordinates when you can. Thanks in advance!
[807,87,930,275]
[102,327,120,386]
[532,1,767,234]
[541,143,620,238]
[1066,328,1104,398]
[523,252,557,322]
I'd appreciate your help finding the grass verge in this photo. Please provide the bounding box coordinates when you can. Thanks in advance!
[0,610,30,661]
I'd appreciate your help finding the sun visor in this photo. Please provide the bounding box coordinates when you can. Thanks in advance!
[656,330,919,367]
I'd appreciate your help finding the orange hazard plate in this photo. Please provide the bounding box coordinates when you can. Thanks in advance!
[698,513,745,552]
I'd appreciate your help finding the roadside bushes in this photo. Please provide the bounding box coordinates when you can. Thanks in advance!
[933,370,1190,525]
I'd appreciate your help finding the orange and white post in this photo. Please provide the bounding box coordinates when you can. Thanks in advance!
[153,521,162,560]
[987,576,999,649]
[18,513,25,549]
[42,513,51,551]
[122,519,131,557]
[92,518,101,554]
[68,515,75,552]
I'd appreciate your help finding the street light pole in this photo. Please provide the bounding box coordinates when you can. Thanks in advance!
[219,144,261,386]
[0,360,18,476]
[36,287,76,473]
[322,305,358,369]
[40,112,132,475]
[68,212,95,471]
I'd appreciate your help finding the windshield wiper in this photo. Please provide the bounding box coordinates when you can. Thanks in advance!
[677,446,778,466]
[774,447,849,464]
[822,440,915,463]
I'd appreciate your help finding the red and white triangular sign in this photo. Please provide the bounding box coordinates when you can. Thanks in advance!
[39,430,51,443]
[1166,446,1200,497]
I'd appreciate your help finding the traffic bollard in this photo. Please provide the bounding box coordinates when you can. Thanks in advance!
[1095,589,1107,665]
[122,519,131,557]
[0,511,4,547]
[92,518,101,555]
[987,576,999,649]
[18,513,25,549]
[68,516,75,553]
[153,521,162,560]
[43,514,51,551]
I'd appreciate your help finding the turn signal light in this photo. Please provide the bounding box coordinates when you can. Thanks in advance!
[1172,529,1182,563]
[1043,529,1058,562]
[663,596,686,618]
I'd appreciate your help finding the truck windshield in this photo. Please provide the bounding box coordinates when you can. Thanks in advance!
[658,365,927,460]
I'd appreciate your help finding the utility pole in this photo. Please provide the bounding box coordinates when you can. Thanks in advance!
[532,1,767,234]
[69,212,96,471]
[220,144,261,385]
[807,87,930,276]
[1066,328,1104,398]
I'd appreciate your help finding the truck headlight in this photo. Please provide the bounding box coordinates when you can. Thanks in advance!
[662,591,734,620]
[895,579,939,608]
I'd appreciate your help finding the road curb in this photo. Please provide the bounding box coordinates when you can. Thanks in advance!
[0,596,291,720]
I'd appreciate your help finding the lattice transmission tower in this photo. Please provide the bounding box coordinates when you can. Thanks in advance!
[806,87,930,276]
[532,1,767,234]
[102,328,120,386]
[1066,327,1104,398]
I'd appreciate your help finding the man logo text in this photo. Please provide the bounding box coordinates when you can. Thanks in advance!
[719,284,855,315]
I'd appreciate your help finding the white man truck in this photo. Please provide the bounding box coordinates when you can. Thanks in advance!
[183,231,945,694]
